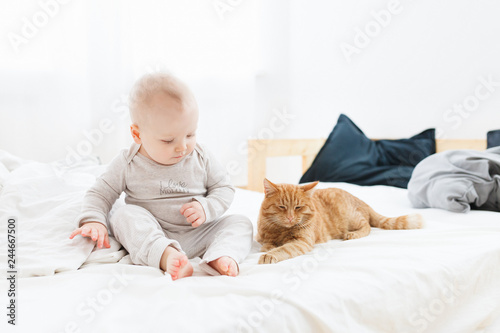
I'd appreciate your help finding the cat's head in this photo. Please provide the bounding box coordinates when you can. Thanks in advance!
[260,178,319,228]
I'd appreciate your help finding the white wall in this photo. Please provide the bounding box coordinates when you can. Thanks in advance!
[1,0,499,187]
[287,0,500,140]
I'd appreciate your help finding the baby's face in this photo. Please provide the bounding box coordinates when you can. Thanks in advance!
[136,93,198,166]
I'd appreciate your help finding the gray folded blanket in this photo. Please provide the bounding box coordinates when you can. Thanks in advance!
[407,147,500,213]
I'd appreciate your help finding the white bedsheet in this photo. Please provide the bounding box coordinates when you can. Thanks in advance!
[1,152,500,333]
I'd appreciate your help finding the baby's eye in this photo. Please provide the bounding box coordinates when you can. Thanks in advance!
[161,140,173,144]
[187,133,196,138]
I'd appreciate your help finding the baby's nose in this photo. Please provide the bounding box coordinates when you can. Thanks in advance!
[176,142,187,151]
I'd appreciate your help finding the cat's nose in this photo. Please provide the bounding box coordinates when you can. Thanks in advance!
[287,216,294,222]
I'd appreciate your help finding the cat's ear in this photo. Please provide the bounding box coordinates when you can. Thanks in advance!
[300,181,319,195]
[263,178,278,197]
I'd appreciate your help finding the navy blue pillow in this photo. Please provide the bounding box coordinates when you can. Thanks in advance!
[300,114,435,188]
[487,130,500,148]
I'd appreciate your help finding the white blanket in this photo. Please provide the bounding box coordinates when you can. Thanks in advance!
[1,152,500,333]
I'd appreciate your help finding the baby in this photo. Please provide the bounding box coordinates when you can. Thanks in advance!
[69,72,253,279]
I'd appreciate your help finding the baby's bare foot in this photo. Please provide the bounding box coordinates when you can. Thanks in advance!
[208,256,239,277]
[161,247,193,280]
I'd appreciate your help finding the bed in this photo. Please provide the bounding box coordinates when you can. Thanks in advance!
[1,138,499,333]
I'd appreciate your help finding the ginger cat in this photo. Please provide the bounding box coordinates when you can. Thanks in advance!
[257,179,423,264]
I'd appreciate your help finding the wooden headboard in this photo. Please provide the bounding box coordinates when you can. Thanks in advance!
[246,138,487,192]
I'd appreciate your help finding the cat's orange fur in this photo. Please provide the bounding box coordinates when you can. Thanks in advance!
[257,179,424,264]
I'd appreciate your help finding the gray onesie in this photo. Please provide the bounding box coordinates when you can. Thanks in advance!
[75,143,253,275]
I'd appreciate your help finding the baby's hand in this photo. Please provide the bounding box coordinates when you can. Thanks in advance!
[180,201,206,228]
[69,222,111,249]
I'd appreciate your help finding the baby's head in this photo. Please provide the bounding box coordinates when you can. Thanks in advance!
[129,73,198,165]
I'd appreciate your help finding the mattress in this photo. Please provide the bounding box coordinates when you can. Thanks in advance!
[0,151,499,333]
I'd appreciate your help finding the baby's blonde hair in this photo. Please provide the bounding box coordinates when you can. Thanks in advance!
[129,72,197,127]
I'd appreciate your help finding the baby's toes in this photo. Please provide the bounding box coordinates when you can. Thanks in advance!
[167,262,179,272]
[179,256,188,266]
[226,260,238,276]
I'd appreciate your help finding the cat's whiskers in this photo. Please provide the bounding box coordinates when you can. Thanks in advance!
[294,220,313,232]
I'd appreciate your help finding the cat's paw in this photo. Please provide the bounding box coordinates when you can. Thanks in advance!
[343,232,360,240]
[258,253,278,264]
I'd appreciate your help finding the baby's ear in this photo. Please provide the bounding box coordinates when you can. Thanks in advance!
[130,124,141,144]
[263,178,278,197]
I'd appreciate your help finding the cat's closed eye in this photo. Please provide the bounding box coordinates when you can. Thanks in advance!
[278,205,286,210]
[295,206,302,210]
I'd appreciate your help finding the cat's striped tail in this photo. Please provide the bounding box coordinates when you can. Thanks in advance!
[369,210,424,230]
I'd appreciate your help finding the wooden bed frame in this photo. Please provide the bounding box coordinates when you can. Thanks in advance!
[246,138,487,192]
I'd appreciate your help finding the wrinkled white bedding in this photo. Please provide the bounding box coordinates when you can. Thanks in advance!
[1,151,500,333]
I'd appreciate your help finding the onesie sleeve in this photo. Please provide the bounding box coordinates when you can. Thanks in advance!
[192,146,235,223]
[75,150,128,229]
